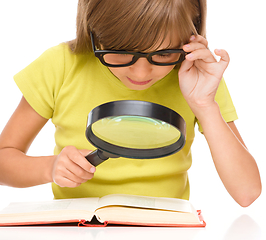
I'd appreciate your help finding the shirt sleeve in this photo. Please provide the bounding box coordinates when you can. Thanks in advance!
[197,77,238,133]
[13,44,66,119]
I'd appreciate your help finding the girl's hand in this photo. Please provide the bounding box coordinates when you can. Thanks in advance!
[178,35,230,116]
[52,146,96,188]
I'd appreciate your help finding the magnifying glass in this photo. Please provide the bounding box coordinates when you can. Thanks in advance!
[85,100,186,166]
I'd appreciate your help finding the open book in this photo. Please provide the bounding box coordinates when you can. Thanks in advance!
[0,194,205,227]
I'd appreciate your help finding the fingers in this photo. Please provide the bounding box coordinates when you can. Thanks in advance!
[190,35,208,47]
[183,35,229,68]
[52,146,96,188]
[184,35,208,48]
[183,35,208,52]
[185,48,216,63]
[183,36,213,63]
[183,38,215,63]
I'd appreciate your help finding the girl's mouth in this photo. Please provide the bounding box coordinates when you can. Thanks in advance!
[127,77,152,86]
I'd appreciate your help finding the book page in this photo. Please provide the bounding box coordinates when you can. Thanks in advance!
[96,206,201,225]
[97,194,195,213]
[0,198,99,215]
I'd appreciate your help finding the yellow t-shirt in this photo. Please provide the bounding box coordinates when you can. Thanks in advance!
[14,44,238,200]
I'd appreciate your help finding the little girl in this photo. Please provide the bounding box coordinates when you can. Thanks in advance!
[0,0,261,207]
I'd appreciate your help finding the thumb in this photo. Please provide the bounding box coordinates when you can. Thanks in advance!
[178,59,194,76]
[79,149,93,157]
[79,149,96,172]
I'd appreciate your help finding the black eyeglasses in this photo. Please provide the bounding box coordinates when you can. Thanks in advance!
[90,32,187,68]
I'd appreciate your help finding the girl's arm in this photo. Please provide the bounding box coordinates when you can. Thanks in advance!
[196,104,261,207]
[0,97,95,188]
[179,35,261,207]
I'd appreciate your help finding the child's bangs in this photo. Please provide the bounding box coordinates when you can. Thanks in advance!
[69,0,204,54]
[96,0,198,52]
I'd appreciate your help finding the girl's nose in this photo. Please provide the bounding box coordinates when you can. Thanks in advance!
[129,58,152,80]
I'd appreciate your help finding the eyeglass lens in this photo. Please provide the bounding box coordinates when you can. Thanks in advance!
[103,52,183,66]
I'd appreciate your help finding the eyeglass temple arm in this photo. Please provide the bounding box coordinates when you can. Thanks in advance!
[90,31,96,53]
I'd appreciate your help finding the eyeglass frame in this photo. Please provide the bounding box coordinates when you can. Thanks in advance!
[90,31,188,68]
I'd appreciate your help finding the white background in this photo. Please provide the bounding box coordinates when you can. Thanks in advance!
[0,1,265,238]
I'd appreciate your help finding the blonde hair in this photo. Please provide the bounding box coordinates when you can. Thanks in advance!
[68,0,207,54]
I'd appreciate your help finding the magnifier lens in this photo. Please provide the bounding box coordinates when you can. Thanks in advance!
[91,116,181,149]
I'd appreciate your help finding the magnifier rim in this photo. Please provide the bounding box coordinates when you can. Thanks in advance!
[86,100,186,159]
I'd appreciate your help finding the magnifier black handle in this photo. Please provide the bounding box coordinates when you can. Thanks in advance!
[85,149,109,166]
